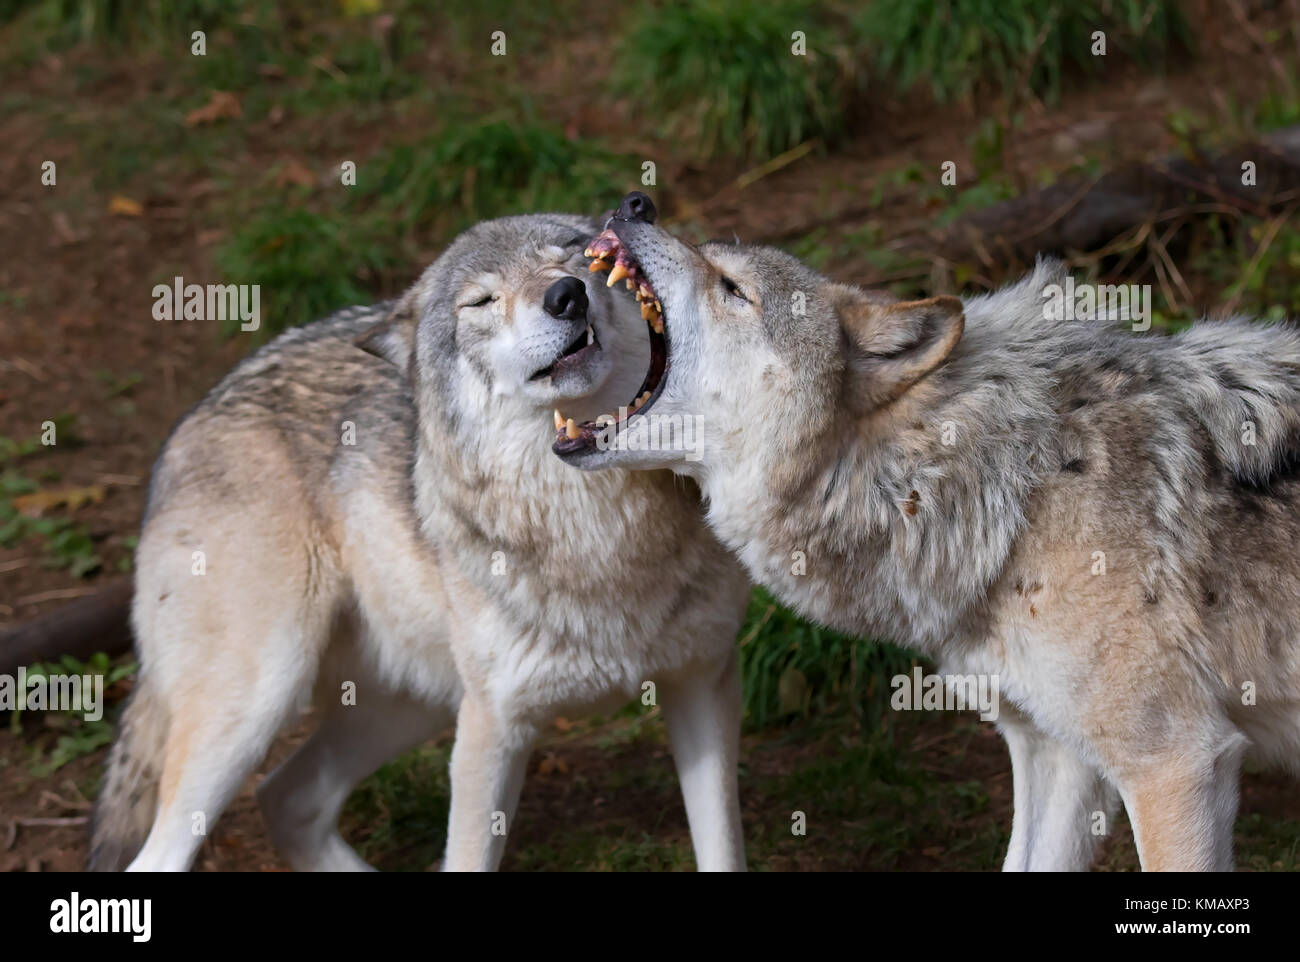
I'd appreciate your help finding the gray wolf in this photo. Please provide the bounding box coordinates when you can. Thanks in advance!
[90,213,750,872]
[560,193,1300,871]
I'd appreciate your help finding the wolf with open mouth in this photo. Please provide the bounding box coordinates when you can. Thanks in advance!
[562,192,1300,872]
[91,212,750,873]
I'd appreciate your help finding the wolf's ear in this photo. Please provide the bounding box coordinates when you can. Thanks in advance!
[355,294,418,374]
[838,289,964,410]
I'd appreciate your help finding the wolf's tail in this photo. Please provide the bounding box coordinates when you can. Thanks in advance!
[87,675,168,871]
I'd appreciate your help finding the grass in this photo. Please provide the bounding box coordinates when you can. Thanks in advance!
[216,113,633,336]
[615,0,851,161]
[857,0,1187,104]
[0,0,267,46]
[9,653,135,775]
[212,206,396,339]
[738,587,917,731]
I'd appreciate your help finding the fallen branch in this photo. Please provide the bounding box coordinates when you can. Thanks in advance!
[926,125,1300,268]
[0,579,133,677]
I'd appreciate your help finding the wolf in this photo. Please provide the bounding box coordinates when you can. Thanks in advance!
[90,213,751,872]
[559,192,1300,871]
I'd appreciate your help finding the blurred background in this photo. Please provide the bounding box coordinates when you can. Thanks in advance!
[2,0,1299,870]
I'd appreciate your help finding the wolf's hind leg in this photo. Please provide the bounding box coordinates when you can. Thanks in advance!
[1000,712,1118,871]
[258,686,454,871]
[124,619,330,872]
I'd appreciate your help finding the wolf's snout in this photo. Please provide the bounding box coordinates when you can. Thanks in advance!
[543,276,589,321]
[614,191,657,224]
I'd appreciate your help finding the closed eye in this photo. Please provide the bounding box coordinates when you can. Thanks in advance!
[460,293,494,309]
[721,275,749,302]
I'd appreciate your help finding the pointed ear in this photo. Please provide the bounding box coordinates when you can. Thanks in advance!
[355,293,418,374]
[838,289,964,409]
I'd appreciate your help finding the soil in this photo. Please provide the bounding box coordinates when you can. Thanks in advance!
[2,1,1298,871]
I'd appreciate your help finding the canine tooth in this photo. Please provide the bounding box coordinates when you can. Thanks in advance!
[554,409,565,430]
[589,259,609,273]
[607,263,628,286]
[565,418,580,440]
[586,324,594,346]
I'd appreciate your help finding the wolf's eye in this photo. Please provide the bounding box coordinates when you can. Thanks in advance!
[462,293,494,309]
[721,276,748,302]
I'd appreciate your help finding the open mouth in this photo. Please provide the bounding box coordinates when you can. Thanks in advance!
[531,323,598,381]
[552,229,668,454]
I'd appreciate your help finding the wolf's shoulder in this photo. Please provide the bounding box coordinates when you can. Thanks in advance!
[195,301,404,414]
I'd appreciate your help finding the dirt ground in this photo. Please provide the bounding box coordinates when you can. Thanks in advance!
[2,2,1299,871]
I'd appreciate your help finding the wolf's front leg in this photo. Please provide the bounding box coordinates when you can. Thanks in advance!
[999,710,1118,871]
[659,650,747,871]
[442,692,534,872]
[1113,726,1246,872]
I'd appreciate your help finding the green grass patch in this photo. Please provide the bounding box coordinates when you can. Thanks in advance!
[738,587,917,730]
[1,0,270,47]
[342,741,452,871]
[857,0,1187,104]
[615,0,850,161]
[9,653,135,775]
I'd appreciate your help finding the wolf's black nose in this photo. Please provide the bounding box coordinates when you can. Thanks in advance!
[543,276,588,321]
[614,191,657,224]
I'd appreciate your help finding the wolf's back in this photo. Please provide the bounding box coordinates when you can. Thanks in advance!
[1165,318,1300,487]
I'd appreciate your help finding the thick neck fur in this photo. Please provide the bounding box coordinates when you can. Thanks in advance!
[704,262,1081,651]
[410,360,715,641]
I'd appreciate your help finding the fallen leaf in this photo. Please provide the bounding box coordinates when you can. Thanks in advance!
[185,90,242,127]
[552,716,573,732]
[537,752,569,775]
[274,158,316,189]
[13,485,106,517]
[108,195,144,217]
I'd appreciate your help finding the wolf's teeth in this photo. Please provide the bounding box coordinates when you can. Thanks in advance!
[625,278,636,291]
[638,283,652,300]
[596,414,615,426]
[589,259,609,273]
[654,300,662,313]
[586,324,594,346]
[651,316,664,334]
[583,247,595,258]
[641,301,654,320]
[565,418,580,440]
[554,409,565,431]
[607,263,628,286]
[635,289,644,302]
